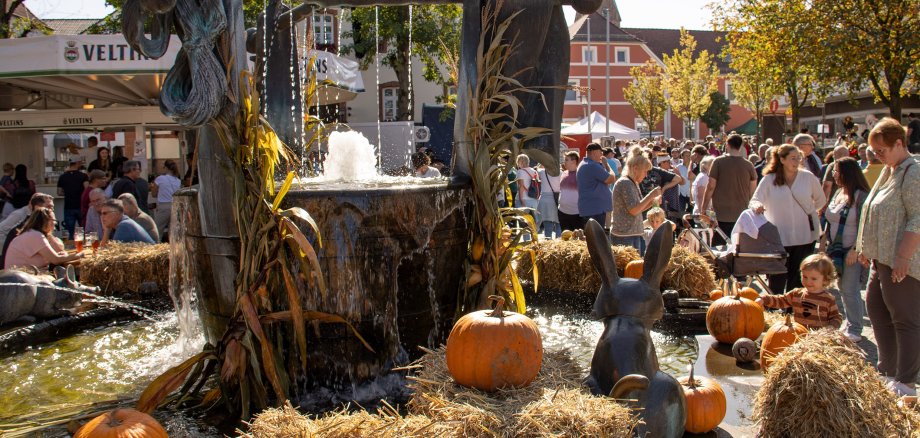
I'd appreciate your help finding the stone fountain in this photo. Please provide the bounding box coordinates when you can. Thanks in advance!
[124,0,601,404]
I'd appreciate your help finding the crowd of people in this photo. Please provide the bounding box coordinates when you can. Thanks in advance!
[0,138,187,273]
[506,117,918,397]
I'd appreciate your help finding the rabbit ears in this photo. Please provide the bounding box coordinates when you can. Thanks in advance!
[585,219,673,290]
[641,221,673,290]
[586,219,619,287]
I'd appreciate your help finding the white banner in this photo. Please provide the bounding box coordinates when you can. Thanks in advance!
[306,50,365,93]
[0,35,181,78]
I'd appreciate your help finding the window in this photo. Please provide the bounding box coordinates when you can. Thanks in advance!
[313,14,335,46]
[565,80,579,101]
[615,47,629,64]
[635,118,649,133]
[582,46,597,64]
[381,86,398,121]
[725,80,735,103]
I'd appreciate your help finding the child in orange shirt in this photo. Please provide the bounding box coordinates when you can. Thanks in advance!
[756,254,843,330]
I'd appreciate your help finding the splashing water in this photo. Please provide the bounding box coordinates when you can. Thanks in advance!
[320,131,380,181]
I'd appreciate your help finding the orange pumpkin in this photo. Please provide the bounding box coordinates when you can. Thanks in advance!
[74,408,168,438]
[445,295,543,391]
[624,260,644,279]
[738,287,759,301]
[706,294,765,344]
[709,280,727,301]
[679,364,726,434]
[760,313,808,371]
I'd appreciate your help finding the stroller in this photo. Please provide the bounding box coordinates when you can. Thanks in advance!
[679,209,787,294]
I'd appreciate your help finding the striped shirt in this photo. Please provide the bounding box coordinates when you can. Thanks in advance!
[760,288,842,330]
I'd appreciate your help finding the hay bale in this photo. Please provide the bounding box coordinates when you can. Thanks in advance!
[518,240,715,298]
[516,240,640,294]
[243,348,638,438]
[660,246,717,299]
[753,329,920,437]
[79,242,169,295]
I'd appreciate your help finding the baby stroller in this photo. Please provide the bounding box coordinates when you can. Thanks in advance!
[679,209,787,294]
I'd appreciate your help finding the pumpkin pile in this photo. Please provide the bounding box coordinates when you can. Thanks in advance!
[754,329,920,436]
[706,283,765,344]
[679,364,726,434]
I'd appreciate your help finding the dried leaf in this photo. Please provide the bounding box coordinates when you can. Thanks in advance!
[260,310,376,354]
[281,262,308,373]
[240,294,287,400]
[136,351,212,413]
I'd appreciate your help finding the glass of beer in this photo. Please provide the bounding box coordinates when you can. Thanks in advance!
[86,232,99,255]
[74,226,84,252]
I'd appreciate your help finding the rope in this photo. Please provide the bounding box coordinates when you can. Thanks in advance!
[121,0,231,127]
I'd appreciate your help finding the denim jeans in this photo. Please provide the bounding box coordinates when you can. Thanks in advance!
[63,208,81,239]
[541,222,561,239]
[610,234,645,256]
[831,262,866,335]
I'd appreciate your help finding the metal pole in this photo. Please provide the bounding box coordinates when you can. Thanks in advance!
[586,13,592,135]
[604,8,610,138]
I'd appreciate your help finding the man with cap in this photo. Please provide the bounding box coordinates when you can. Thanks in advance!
[57,155,88,239]
[577,142,617,226]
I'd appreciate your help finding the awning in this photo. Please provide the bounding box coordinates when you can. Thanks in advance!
[304,50,364,105]
[561,111,642,140]
[730,118,760,135]
[0,34,181,108]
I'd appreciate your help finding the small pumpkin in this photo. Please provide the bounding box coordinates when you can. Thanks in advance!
[709,279,726,301]
[706,290,765,344]
[732,337,758,363]
[760,313,808,371]
[679,364,726,434]
[445,295,543,391]
[74,408,168,438]
[560,230,574,241]
[624,260,644,279]
[738,277,760,301]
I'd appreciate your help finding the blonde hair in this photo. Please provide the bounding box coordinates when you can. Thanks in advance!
[868,117,907,149]
[800,253,837,287]
[516,154,530,168]
[700,155,716,174]
[646,207,665,221]
[623,146,651,178]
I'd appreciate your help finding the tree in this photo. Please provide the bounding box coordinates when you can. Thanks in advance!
[92,0,269,34]
[713,0,828,132]
[700,91,731,134]
[623,61,667,138]
[343,5,462,121]
[731,63,781,141]
[662,29,719,139]
[1,0,49,38]
[811,0,920,120]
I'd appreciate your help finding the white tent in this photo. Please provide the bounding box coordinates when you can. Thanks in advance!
[561,111,642,140]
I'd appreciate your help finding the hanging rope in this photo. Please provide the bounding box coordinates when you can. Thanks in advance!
[122,0,230,127]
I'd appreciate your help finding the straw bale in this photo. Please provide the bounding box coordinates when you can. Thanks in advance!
[660,246,717,299]
[243,347,638,438]
[79,242,169,295]
[516,240,640,294]
[763,310,786,330]
[753,329,920,437]
[518,239,716,298]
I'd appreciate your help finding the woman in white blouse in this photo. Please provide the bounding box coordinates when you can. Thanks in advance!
[751,144,826,293]
[691,156,715,214]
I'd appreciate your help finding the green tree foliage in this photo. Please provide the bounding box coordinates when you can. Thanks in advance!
[623,60,667,138]
[713,0,827,132]
[343,5,461,121]
[700,91,731,134]
[810,0,920,119]
[662,29,719,139]
[1,0,50,38]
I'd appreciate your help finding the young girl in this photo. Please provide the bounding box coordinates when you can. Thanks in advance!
[756,254,843,330]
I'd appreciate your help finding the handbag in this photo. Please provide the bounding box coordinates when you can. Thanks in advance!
[788,184,816,232]
[824,204,850,272]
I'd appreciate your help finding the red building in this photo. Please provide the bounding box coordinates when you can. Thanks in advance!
[566,2,755,140]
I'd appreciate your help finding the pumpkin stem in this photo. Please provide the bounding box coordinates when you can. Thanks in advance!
[688,363,697,389]
[488,295,505,318]
[784,313,792,327]
[732,279,740,300]
[105,409,124,427]
[744,276,752,288]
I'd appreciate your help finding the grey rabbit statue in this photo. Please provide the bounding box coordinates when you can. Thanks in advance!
[583,219,687,438]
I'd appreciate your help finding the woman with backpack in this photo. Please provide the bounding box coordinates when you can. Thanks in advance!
[4,164,35,209]
[515,154,541,225]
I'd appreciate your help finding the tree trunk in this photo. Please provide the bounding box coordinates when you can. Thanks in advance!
[394,7,413,121]
[888,91,902,121]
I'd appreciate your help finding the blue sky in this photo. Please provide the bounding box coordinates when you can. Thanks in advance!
[27,0,712,30]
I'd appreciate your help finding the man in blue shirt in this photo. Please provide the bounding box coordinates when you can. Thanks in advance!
[99,199,155,244]
[576,143,617,226]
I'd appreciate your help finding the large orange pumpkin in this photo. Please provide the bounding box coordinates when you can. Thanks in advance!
[74,408,168,438]
[679,364,726,434]
[624,260,644,279]
[760,313,808,371]
[706,294,764,344]
[445,295,543,391]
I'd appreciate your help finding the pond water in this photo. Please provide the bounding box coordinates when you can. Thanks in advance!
[0,305,696,435]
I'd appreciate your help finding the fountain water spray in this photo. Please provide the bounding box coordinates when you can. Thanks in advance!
[321,131,380,181]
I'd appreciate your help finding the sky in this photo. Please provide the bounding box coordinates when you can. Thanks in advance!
[26,0,713,30]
